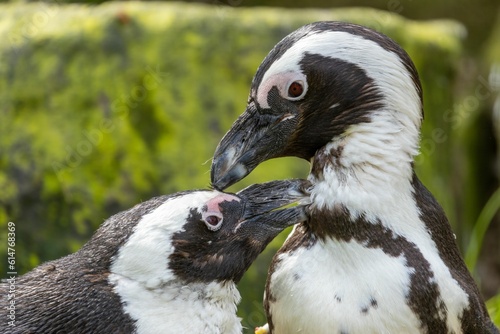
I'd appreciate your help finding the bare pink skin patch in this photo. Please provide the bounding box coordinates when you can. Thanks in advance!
[256,72,308,109]
[202,193,241,231]
[205,193,240,213]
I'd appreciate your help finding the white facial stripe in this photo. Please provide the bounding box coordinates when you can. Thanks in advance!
[109,191,245,333]
[258,30,421,127]
[110,191,219,287]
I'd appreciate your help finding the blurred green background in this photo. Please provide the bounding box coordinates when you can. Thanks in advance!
[1,0,500,331]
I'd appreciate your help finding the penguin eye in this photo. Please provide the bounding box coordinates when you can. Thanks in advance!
[202,213,223,232]
[205,215,220,226]
[287,81,305,98]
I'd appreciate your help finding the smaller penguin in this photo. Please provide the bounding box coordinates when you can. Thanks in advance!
[0,179,309,334]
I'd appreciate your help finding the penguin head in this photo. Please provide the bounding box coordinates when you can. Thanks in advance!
[108,179,309,286]
[211,21,423,190]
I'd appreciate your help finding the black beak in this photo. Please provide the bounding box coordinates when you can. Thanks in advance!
[211,101,300,190]
[238,179,311,218]
[196,179,310,284]
[237,179,311,231]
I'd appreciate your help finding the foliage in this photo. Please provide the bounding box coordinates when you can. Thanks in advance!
[465,187,500,271]
[0,2,498,331]
[488,294,500,328]
[482,8,500,325]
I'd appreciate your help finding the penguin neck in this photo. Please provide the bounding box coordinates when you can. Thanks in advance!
[309,112,418,220]
[109,274,242,333]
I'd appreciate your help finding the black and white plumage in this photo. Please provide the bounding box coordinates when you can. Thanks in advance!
[211,22,499,333]
[0,180,309,334]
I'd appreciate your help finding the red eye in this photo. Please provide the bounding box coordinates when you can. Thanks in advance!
[205,215,220,226]
[288,81,304,98]
[203,213,223,231]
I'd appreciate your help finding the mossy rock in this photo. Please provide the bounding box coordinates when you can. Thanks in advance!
[0,2,466,331]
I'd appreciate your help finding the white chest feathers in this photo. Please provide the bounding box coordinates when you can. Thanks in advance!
[109,274,242,334]
[267,237,470,334]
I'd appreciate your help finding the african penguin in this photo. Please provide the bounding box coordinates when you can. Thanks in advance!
[0,179,309,334]
[210,22,499,333]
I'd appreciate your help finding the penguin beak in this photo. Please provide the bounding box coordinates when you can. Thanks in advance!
[197,179,310,284]
[211,102,300,190]
[236,179,311,231]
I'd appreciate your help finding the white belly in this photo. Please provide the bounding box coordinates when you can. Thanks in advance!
[268,239,423,334]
